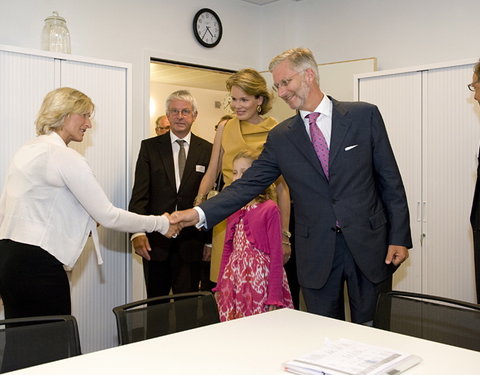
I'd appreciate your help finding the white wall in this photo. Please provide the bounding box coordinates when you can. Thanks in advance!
[1,0,478,154]
[260,0,479,71]
[0,0,263,163]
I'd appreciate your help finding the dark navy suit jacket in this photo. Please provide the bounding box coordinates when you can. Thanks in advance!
[200,97,412,288]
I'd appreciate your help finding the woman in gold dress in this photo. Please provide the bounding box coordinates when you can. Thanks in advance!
[195,68,291,283]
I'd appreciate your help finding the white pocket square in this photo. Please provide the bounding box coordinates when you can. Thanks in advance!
[344,145,358,151]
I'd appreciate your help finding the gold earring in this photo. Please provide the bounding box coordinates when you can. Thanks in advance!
[256,105,262,113]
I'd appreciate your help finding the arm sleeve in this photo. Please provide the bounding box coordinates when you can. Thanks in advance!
[264,204,286,306]
[55,147,169,235]
[370,106,412,248]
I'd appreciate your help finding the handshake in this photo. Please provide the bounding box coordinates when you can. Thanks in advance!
[163,208,201,238]
[135,208,202,261]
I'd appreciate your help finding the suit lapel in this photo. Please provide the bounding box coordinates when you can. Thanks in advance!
[288,113,327,179]
[329,98,351,166]
[158,135,176,189]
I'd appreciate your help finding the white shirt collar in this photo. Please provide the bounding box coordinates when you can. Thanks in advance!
[300,94,332,120]
[170,132,192,145]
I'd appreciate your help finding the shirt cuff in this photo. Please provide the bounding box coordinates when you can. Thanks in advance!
[130,232,146,241]
[193,206,207,229]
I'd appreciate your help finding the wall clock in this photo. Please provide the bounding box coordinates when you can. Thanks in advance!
[193,8,223,48]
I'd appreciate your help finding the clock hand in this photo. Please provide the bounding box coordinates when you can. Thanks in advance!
[201,27,209,40]
[205,26,215,38]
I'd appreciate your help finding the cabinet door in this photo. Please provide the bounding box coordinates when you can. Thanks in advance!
[60,60,129,352]
[358,72,423,293]
[422,65,479,301]
[0,50,55,190]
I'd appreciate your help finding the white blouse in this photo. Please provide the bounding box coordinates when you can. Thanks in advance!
[0,132,169,267]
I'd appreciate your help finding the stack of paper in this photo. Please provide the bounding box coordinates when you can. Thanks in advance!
[283,338,422,375]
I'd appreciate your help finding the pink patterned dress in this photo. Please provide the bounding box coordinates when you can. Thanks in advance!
[213,200,293,321]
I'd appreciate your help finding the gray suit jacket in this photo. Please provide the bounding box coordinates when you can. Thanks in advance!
[200,97,412,288]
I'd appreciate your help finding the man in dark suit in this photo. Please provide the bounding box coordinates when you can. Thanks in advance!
[129,90,212,298]
[469,60,480,303]
[171,48,412,324]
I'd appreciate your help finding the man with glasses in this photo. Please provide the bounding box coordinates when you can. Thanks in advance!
[154,115,170,136]
[129,90,212,298]
[469,60,480,303]
[171,48,412,324]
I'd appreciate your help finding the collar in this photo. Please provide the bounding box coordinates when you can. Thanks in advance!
[300,94,332,120]
[37,132,69,147]
[170,132,192,145]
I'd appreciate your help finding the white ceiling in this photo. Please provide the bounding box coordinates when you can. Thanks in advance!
[150,62,234,92]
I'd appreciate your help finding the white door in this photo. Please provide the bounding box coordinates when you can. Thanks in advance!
[0,47,131,351]
[356,61,479,303]
[421,65,479,301]
[357,71,423,293]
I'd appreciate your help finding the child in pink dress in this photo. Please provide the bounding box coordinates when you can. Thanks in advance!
[213,150,293,321]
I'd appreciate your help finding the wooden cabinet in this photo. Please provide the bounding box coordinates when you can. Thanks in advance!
[0,45,132,352]
[355,60,479,302]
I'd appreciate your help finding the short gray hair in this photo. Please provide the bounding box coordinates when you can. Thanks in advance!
[165,90,198,114]
[269,47,319,85]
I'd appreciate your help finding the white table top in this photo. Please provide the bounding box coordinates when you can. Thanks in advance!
[11,308,480,374]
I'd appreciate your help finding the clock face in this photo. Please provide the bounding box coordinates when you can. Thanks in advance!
[193,8,223,48]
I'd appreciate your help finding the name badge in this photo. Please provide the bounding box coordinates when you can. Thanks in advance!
[196,165,206,173]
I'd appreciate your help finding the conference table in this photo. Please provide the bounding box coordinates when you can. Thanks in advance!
[10,308,480,374]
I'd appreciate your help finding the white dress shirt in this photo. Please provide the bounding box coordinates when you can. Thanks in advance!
[170,132,191,191]
[0,132,169,267]
[193,97,333,229]
[300,94,333,147]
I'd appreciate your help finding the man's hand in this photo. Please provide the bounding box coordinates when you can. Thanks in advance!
[202,245,212,262]
[170,209,200,228]
[385,245,409,266]
[163,212,180,238]
[132,235,152,261]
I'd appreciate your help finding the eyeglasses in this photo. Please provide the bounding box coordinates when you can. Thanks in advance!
[272,70,305,92]
[168,109,193,117]
[468,82,478,92]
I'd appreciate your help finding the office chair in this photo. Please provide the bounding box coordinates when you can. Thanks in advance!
[0,315,81,373]
[374,290,480,351]
[112,291,220,345]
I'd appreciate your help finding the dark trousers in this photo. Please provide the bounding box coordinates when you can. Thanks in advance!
[142,248,201,298]
[302,232,391,323]
[0,239,71,318]
[285,204,300,309]
[473,229,480,303]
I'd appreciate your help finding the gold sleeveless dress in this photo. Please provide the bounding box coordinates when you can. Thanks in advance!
[210,116,278,282]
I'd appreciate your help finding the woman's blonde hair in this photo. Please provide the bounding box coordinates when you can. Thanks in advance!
[226,68,273,114]
[35,87,94,135]
[233,150,276,203]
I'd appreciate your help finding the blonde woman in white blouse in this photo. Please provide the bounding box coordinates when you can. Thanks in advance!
[0,87,178,319]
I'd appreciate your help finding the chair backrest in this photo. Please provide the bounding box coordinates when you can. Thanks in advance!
[0,315,81,373]
[374,291,480,351]
[112,291,220,345]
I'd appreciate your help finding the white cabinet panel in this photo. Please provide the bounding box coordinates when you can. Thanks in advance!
[356,60,479,303]
[0,51,55,188]
[422,66,479,301]
[62,60,129,352]
[358,72,423,293]
[0,46,131,352]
